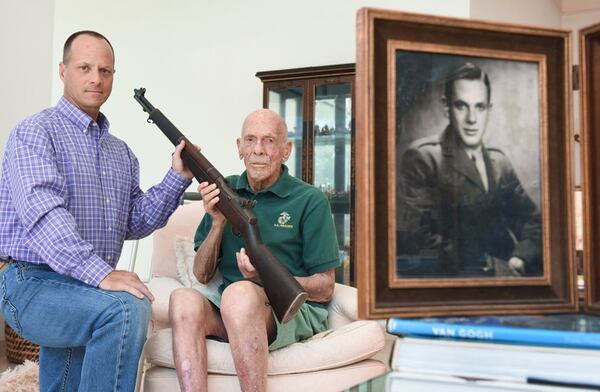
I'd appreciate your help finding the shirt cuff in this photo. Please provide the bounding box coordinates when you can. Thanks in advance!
[163,168,193,195]
[71,255,113,287]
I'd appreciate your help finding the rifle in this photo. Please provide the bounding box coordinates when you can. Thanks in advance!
[133,88,307,323]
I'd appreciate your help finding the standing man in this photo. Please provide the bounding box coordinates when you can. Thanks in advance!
[0,31,194,391]
[398,62,541,277]
[169,109,340,392]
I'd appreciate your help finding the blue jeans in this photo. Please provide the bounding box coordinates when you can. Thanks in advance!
[1,262,151,391]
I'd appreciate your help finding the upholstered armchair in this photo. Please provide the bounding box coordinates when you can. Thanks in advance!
[138,200,387,392]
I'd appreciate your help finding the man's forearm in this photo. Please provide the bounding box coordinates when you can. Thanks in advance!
[127,169,192,240]
[295,269,335,303]
[193,221,226,283]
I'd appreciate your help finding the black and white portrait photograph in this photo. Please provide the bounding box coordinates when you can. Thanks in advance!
[357,9,575,318]
[393,49,543,280]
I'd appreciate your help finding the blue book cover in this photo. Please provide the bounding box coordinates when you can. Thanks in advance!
[387,314,600,349]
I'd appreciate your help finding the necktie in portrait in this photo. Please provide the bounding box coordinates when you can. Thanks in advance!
[471,154,489,192]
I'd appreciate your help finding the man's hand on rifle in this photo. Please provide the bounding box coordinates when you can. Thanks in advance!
[199,182,226,226]
[171,140,200,180]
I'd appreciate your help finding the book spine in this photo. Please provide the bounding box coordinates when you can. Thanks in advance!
[386,319,600,349]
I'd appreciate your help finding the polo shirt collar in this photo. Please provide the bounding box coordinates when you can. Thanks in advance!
[57,96,110,137]
[233,164,293,198]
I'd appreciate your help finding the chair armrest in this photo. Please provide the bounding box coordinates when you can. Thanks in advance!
[327,283,358,329]
[148,276,184,332]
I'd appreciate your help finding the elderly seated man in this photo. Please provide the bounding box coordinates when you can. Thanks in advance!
[169,109,340,392]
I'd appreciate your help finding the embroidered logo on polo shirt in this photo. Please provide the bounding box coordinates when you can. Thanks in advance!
[274,211,293,229]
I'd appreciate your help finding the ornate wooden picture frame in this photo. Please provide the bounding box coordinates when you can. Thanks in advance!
[356,8,577,319]
[580,22,600,313]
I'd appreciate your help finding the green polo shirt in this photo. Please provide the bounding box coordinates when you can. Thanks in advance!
[194,165,340,292]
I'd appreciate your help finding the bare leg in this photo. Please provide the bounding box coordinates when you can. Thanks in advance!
[220,281,276,392]
[169,288,227,392]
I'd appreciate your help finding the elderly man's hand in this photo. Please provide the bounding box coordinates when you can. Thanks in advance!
[236,248,260,283]
[198,182,226,226]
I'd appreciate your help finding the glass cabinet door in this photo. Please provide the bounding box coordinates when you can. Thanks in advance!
[313,82,352,284]
[266,86,304,179]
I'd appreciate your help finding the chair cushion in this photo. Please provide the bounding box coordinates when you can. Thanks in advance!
[174,235,224,295]
[148,276,184,331]
[143,359,388,392]
[151,201,205,280]
[144,320,385,375]
[327,282,358,329]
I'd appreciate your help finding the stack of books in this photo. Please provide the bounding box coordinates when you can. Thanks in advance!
[386,314,600,391]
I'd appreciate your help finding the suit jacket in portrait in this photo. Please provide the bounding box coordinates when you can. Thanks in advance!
[397,126,542,277]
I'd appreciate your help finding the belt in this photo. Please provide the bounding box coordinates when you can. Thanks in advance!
[0,256,13,273]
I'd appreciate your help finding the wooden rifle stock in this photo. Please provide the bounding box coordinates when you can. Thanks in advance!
[133,88,307,323]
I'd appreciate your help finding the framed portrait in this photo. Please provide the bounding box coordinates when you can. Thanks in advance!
[580,22,600,313]
[356,8,577,318]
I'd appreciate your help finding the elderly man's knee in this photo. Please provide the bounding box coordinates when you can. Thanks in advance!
[169,288,207,326]
[221,282,266,321]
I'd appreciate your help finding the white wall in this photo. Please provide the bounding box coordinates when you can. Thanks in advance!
[0,0,55,342]
[0,0,55,160]
[470,0,561,27]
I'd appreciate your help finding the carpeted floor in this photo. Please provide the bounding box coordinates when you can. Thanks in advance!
[0,360,39,392]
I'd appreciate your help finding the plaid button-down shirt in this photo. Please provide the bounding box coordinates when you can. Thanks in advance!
[0,97,191,286]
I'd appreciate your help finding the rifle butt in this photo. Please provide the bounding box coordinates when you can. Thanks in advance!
[249,243,308,323]
[278,291,309,325]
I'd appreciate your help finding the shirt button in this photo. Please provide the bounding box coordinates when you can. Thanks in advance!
[102,171,106,176]
[106,199,110,204]
[84,279,90,284]
[108,227,112,231]
[107,255,112,261]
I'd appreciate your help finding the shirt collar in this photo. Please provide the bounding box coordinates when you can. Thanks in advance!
[465,146,484,161]
[56,96,110,137]
[232,164,293,198]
